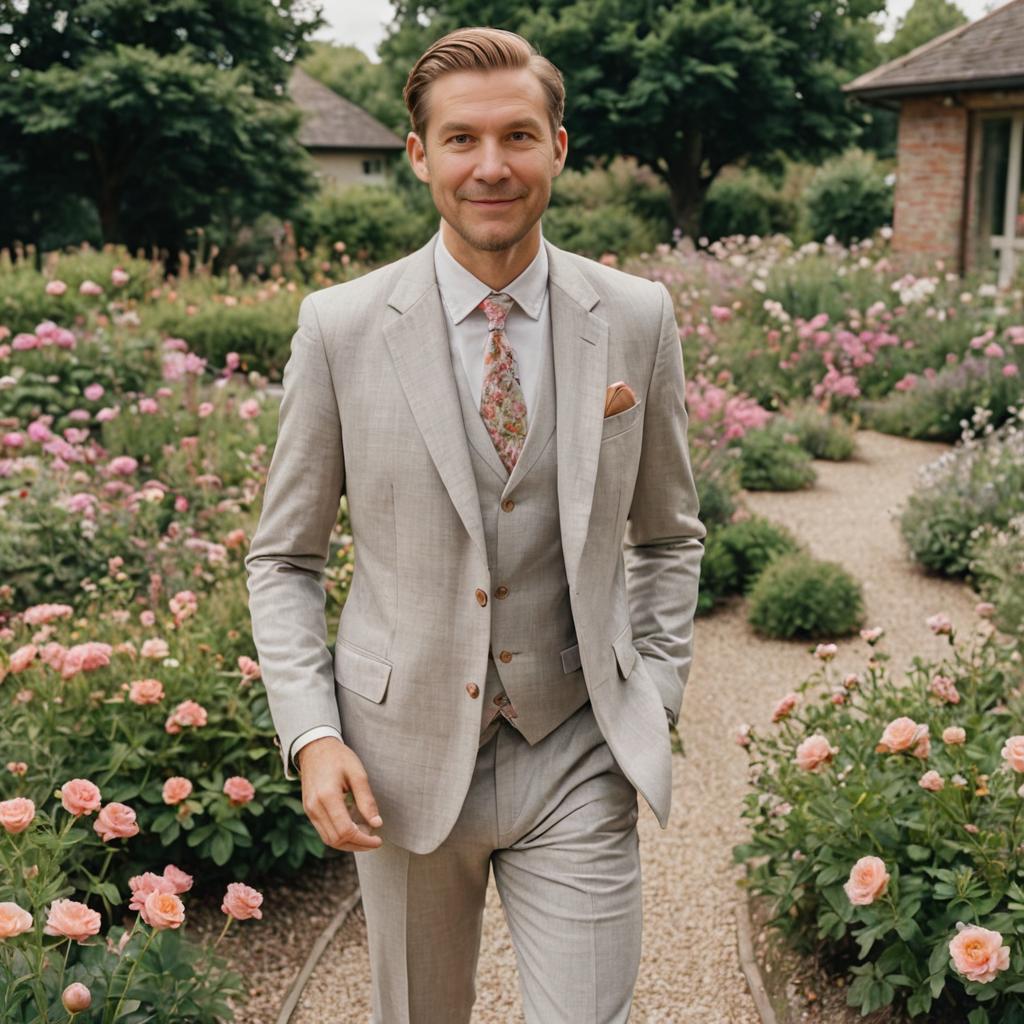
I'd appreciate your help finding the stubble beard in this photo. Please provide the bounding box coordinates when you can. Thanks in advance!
[434,183,550,254]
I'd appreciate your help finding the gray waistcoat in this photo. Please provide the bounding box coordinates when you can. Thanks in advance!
[449,314,590,745]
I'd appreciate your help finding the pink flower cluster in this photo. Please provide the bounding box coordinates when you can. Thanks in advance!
[685,375,772,443]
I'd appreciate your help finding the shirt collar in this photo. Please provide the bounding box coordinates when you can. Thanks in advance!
[433,229,548,326]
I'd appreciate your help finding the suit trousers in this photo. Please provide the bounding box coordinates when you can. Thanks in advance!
[353,661,643,1023]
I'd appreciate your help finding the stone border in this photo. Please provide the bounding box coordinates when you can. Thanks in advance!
[736,890,778,1024]
[276,884,363,1024]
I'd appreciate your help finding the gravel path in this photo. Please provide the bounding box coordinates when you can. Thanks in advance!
[231,430,982,1023]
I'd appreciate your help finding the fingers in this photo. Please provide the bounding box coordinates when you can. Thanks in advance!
[348,767,384,829]
[313,793,382,851]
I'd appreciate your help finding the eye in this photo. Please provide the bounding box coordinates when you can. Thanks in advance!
[449,134,472,145]
[509,131,531,142]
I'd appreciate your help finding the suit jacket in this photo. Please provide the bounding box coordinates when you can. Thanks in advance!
[244,233,706,855]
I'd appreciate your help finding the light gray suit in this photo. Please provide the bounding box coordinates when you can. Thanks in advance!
[244,233,705,1021]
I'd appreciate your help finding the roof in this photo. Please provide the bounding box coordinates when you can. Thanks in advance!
[844,0,1024,101]
[287,66,405,151]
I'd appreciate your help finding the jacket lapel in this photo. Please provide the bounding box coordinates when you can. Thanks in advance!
[546,242,609,588]
[383,236,488,563]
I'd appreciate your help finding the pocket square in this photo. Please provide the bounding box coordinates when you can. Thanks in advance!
[604,381,637,417]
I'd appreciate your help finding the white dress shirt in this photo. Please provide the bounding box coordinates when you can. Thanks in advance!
[287,230,552,775]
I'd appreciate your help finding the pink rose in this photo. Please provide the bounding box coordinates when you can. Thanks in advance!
[859,627,884,644]
[129,678,164,705]
[814,643,838,661]
[843,855,890,906]
[162,777,193,805]
[0,902,34,938]
[876,717,928,754]
[223,776,255,806]
[44,899,101,943]
[1001,736,1024,773]
[128,872,176,912]
[45,279,67,296]
[9,644,38,673]
[166,700,207,731]
[140,638,169,659]
[93,802,140,842]
[163,864,194,894]
[237,655,260,679]
[943,726,966,745]
[0,797,35,835]
[60,641,113,679]
[794,734,838,772]
[771,692,799,723]
[928,674,960,704]
[221,882,263,920]
[975,601,995,618]
[926,613,953,635]
[62,982,92,1013]
[735,723,752,747]
[60,779,101,816]
[949,923,1011,983]
[919,770,944,792]
[141,890,185,930]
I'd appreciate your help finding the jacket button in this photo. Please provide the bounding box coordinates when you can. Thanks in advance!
[501,498,515,512]
[495,585,509,599]
[499,650,513,663]
[475,588,487,607]
[465,682,480,698]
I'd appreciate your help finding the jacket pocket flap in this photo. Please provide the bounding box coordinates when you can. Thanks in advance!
[334,639,392,704]
[611,622,637,679]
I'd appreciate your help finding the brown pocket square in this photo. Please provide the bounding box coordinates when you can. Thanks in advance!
[604,381,637,417]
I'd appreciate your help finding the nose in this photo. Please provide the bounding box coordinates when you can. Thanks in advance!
[473,139,511,184]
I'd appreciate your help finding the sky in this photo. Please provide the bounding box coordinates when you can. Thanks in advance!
[313,0,1004,60]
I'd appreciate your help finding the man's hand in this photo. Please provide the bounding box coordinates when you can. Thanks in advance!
[298,737,384,852]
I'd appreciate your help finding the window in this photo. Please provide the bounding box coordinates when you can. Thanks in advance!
[362,158,384,176]
[974,113,1024,287]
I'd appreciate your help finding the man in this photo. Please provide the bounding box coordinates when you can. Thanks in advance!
[245,26,704,1023]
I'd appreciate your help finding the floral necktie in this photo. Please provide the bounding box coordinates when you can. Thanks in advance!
[478,292,528,474]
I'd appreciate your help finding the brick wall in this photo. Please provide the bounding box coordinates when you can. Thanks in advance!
[892,97,968,267]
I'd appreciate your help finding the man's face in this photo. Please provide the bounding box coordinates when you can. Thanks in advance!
[407,68,568,253]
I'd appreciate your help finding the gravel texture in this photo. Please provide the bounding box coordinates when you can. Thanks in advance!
[209,430,981,1023]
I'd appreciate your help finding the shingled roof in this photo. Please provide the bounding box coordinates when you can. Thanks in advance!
[288,66,405,151]
[844,0,1024,102]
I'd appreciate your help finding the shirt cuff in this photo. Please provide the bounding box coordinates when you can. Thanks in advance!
[289,726,344,776]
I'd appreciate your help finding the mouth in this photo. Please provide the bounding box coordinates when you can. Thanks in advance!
[465,197,520,207]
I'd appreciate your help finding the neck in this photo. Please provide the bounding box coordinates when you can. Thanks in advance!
[440,220,541,291]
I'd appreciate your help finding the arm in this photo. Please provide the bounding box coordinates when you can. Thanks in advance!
[244,294,346,781]
[623,283,706,727]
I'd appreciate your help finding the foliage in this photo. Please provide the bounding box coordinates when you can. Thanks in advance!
[733,622,1024,1020]
[738,426,818,491]
[900,410,1024,577]
[803,148,894,246]
[701,169,798,243]
[881,0,969,61]
[782,402,858,460]
[971,518,1024,643]
[747,553,865,639]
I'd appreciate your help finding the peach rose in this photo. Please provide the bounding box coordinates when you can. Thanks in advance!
[62,982,92,1013]
[163,864,194,894]
[949,923,1011,983]
[876,717,928,755]
[943,726,966,745]
[843,856,890,906]
[919,770,944,792]
[128,678,164,705]
[141,890,185,930]
[814,643,838,661]
[221,882,263,920]
[165,699,207,734]
[128,872,175,912]
[928,675,960,704]
[141,638,169,659]
[162,777,193,805]
[93,802,139,842]
[60,779,101,816]
[927,613,953,635]
[44,899,101,943]
[771,693,799,723]
[0,797,35,835]
[9,644,37,673]
[1001,736,1024,773]
[223,776,255,806]
[60,641,113,679]
[794,734,838,772]
[237,655,261,679]
[0,901,34,938]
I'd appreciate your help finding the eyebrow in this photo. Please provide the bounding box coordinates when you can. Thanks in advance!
[437,118,545,135]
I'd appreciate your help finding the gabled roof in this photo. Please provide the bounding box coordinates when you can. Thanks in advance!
[287,66,405,151]
[844,0,1024,101]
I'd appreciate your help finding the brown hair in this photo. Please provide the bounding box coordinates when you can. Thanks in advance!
[403,27,565,143]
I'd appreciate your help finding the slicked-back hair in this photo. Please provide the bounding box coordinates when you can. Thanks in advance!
[403,27,565,144]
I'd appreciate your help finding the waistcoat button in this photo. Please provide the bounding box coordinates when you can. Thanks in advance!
[475,588,487,606]
[499,650,513,663]
[495,585,509,599]
[465,682,480,698]
[501,498,515,512]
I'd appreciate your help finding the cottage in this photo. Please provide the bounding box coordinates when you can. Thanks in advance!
[844,0,1024,286]
[287,66,405,187]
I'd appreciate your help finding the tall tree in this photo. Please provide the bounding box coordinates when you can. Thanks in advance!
[379,0,886,237]
[0,0,323,255]
[882,0,968,61]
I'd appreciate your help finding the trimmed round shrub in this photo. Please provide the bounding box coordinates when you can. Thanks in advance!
[739,428,817,491]
[747,553,864,639]
[701,170,798,242]
[784,404,857,461]
[803,148,893,245]
[719,516,803,593]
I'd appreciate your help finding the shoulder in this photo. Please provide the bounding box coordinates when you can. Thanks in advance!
[300,250,418,328]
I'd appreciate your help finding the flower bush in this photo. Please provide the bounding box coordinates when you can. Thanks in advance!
[733,618,1024,1021]
[737,425,817,491]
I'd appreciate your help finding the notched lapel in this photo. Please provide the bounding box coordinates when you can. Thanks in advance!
[382,239,487,563]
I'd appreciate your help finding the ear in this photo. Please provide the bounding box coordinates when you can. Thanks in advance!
[407,132,430,184]
[552,126,569,177]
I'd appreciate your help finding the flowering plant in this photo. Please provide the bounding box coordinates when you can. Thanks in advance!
[733,615,1024,1020]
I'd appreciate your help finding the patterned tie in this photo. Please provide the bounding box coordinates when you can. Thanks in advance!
[478,292,528,474]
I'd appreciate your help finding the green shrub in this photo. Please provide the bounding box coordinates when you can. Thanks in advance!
[783,403,857,460]
[738,427,817,491]
[734,625,1024,1020]
[900,410,1024,576]
[971,518,1024,641]
[696,531,741,615]
[701,170,798,242]
[804,148,894,245]
[720,516,803,592]
[693,448,739,529]
[747,552,864,639]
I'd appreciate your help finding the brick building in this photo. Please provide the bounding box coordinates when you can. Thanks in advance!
[844,0,1024,286]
